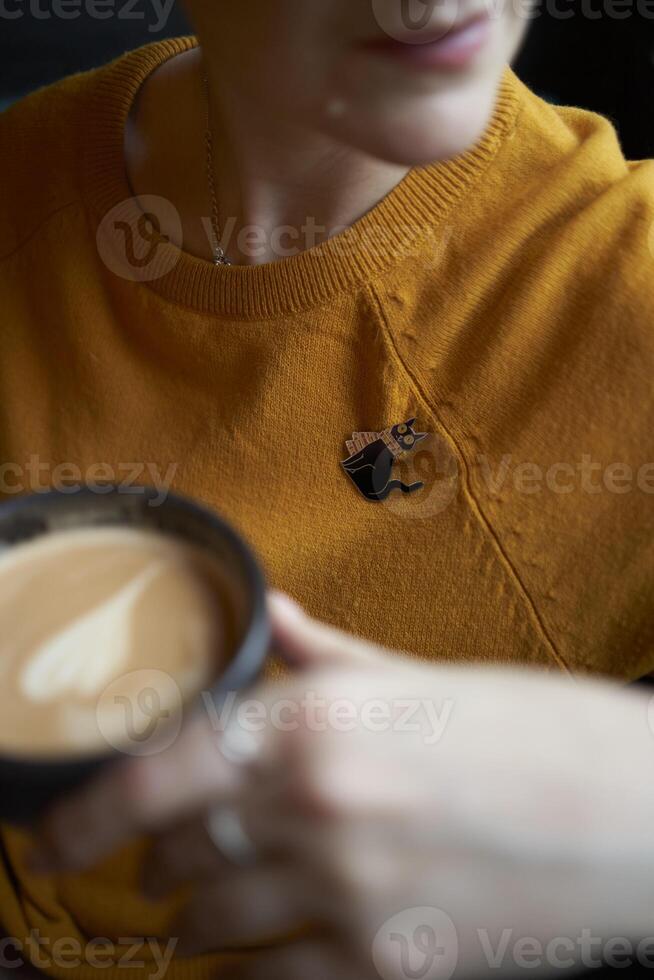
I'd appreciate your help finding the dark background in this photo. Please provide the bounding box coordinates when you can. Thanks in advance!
[0,0,652,159]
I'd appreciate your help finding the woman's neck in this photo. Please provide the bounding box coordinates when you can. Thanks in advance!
[124,45,411,266]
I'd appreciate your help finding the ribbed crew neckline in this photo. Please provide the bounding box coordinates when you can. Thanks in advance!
[83,35,521,320]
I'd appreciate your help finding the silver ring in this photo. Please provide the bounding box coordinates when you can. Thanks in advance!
[204,807,258,867]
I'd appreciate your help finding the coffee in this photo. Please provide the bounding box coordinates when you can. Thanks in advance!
[0,525,228,756]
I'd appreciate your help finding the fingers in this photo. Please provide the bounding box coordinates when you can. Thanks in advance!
[31,710,247,873]
[141,817,233,898]
[30,594,384,873]
[267,592,385,670]
[141,797,324,898]
[172,865,316,954]
[242,939,372,980]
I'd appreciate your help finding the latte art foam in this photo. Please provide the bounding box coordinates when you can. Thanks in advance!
[0,526,227,755]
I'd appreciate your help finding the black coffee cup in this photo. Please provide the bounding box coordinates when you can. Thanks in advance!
[0,486,270,823]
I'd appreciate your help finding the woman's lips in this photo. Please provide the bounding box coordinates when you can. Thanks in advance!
[359,14,493,70]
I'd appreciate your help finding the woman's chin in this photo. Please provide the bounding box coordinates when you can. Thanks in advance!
[323,76,502,167]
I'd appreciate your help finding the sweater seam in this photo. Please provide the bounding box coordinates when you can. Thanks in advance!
[366,283,572,676]
[0,200,80,265]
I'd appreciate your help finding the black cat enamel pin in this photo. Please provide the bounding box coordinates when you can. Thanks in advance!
[341,418,428,502]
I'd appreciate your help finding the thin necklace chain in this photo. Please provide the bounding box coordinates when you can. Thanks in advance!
[202,69,231,266]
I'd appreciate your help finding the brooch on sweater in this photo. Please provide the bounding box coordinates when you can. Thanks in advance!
[341,418,428,502]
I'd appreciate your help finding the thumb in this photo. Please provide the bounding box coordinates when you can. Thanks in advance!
[267,591,385,670]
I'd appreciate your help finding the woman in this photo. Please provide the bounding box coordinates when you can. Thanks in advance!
[1,0,653,977]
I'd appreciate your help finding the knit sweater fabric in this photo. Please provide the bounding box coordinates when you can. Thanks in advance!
[0,35,653,979]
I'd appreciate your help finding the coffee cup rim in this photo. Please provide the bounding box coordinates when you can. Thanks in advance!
[0,486,270,777]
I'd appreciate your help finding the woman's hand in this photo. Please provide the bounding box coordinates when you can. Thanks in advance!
[32,595,654,979]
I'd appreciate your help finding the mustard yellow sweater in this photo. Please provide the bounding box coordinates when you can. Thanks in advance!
[0,34,653,980]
